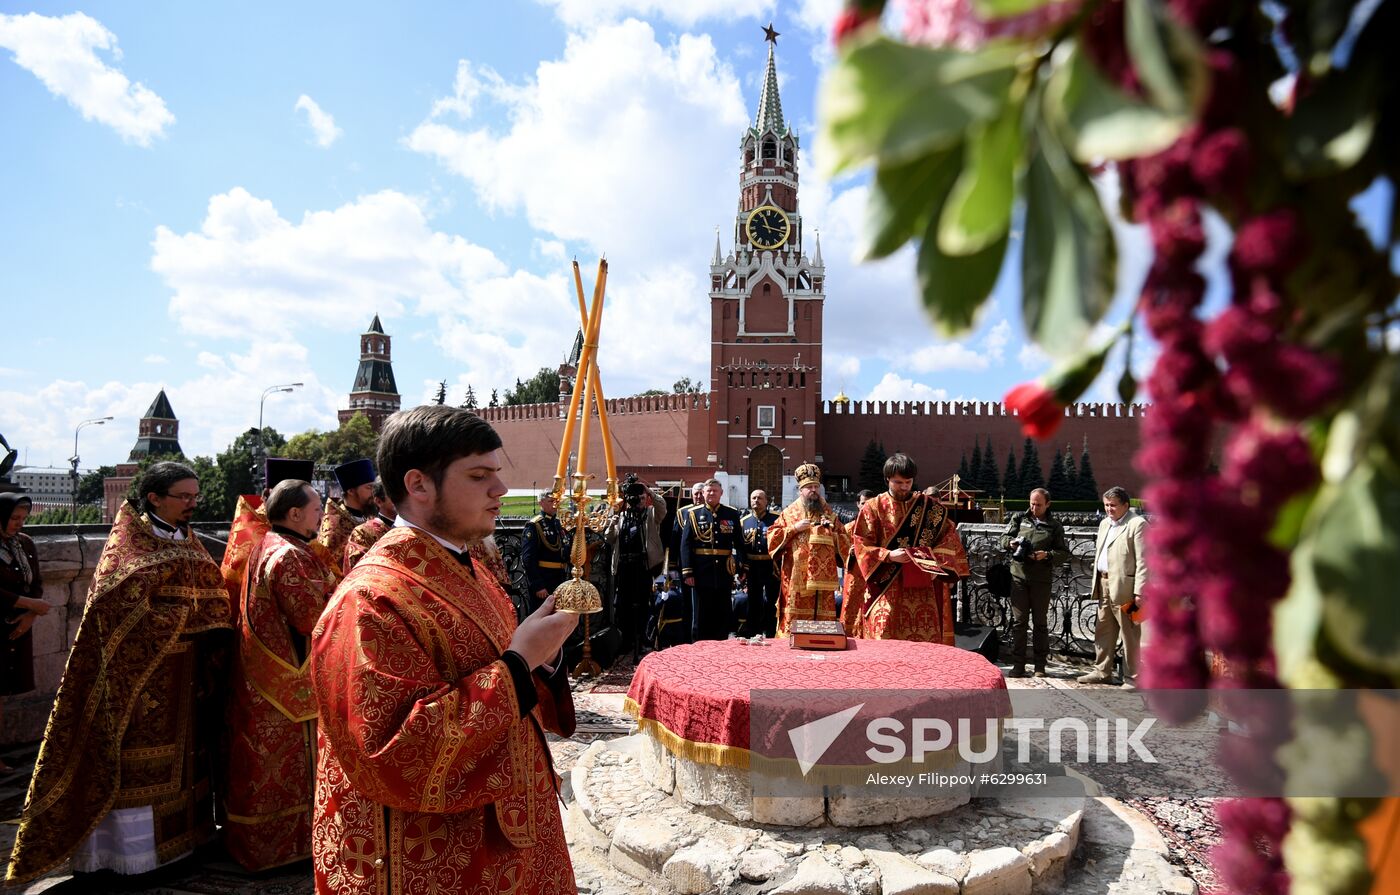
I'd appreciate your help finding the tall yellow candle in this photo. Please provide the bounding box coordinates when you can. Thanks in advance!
[555,262,604,482]
[575,260,608,479]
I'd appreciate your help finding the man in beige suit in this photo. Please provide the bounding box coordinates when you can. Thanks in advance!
[1079,486,1148,688]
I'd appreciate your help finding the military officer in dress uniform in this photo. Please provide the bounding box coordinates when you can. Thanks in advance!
[680,478,746,641]
[737,488,780,637]
[522,491,571,612]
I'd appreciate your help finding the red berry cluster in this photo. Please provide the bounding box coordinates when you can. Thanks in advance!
[1114,4,1341,893]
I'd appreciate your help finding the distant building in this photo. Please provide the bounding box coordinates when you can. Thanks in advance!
[10,466,81,513]
[339,315,401,432]
[103,389,184,522]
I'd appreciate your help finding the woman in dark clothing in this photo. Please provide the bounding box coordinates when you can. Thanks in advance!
[0,493,50,771]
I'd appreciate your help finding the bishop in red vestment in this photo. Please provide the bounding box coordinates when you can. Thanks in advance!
[852,454,969,644]
[310,406,579,895]
[767,464,852,637]
[225,479,337,870]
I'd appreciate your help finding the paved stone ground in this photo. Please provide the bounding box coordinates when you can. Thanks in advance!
[0,654,1221,894]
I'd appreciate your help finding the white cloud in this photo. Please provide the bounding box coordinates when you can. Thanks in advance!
[533,238,567,261]
[294,94,343,147]
[1018,342,1050,370]
[984,319,1011,363]
[0,12,173,145]
[905,342,989,373]
[830,354,860,381]
[152,188,498,338]
[142,354,167,365]
[406,20,747,263]
[865,372,949,403]
[537,0,774,28]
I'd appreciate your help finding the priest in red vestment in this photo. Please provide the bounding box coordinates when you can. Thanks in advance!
[310,406,579,895]
[767,463,852,637]
[839,489,876,636]
[852,454,970,644]
[343,479,396,571]
[7,462,232,885]
[221,458,315,608]
[314,458,377,578]
[225,478,337,870]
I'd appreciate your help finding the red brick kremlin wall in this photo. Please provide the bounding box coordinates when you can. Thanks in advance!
[819,399,1146,497]
[479,394,1145,497]
[478,394,711,490]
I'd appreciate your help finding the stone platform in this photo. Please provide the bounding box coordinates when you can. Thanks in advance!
[571,735,1086,894]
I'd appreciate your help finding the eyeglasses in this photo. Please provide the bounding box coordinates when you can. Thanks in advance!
[164,492,201,505]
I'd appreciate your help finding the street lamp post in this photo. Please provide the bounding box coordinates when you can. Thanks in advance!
[254,383,304,493]
[71,416,113,524]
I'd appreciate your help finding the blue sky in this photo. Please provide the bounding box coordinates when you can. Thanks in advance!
[4,0,1372,471]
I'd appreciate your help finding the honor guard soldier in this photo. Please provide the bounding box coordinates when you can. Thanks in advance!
[522,491,571,612]
[737,488,780,637]
[680,478,746,641]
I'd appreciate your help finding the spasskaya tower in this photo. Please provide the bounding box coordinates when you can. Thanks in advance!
[708,23,826,507]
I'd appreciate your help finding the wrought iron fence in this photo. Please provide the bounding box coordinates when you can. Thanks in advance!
[954,522,1102,658]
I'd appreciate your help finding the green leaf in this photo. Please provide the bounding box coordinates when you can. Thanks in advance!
[938,96,1023,256]
[862,147,962,261]
[1124,0,1206,116]
[1285,61,1379,177]
[1045,42,1187,161]
[819,36,1019,176]
[971,0,1061,16]
[1311,456,1400,676]
[1276,537,1326,686]
[1117,368,1137,404]
[1020,129,1117,353]
[916,151,1010,337]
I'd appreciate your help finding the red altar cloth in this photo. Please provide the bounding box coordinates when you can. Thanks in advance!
[623,639,1009,769]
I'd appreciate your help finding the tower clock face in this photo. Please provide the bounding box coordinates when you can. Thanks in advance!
[745,205,790,250]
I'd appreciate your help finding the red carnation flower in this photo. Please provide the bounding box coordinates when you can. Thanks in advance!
[833,6,880,47]
[1004,382,1064,439]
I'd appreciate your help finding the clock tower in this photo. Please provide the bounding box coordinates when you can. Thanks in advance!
[708,24,826,507]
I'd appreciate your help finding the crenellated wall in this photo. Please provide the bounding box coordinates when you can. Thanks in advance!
[820,400,1147,496]
[478,395,712,489]
[448,394,1143,495]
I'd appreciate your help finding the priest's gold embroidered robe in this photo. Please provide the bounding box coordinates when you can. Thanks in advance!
[343,514,391,572]
[767,500,852,637]
[310,526,576,895]
[221,494,269,611]
[225,530,336,870]
[6,503,231,884]
[840,518,868,636]
[852,493,969,644]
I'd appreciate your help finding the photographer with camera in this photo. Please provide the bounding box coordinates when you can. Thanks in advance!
[998,487,1070,678]
[604,475,666,661]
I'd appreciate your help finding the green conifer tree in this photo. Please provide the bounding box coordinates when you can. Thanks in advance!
[858,440,888,493]
[1020,438,1045,493]
[1077,442,1100,501]
[968,440,983,495]
[1047,448,1071,499]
